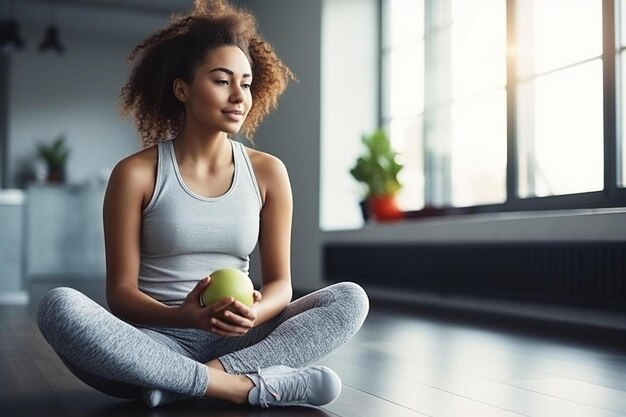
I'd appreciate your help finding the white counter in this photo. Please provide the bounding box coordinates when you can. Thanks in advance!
[0,189,28,304]
[24,182,107,281]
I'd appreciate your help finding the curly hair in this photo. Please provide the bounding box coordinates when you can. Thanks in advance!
[119,0,296,149]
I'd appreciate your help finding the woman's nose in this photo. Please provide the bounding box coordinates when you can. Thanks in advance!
[230,85,245,102]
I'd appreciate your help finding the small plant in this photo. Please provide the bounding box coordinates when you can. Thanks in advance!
[36,134,70,182]
[349,129,403,198]
[36,134,71,169]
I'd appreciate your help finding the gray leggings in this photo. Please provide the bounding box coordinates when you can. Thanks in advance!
[36,282,369,400]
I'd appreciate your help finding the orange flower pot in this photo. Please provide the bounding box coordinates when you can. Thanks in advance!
[367,195,403,221]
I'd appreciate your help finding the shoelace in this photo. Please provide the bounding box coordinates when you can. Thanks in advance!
[255,366,310,407]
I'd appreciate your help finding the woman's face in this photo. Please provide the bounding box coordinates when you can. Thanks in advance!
[176,45,253,135]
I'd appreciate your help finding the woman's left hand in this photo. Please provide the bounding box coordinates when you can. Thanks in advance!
[209,290,263,337]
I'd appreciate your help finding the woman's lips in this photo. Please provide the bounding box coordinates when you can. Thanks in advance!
[222,110,243,121]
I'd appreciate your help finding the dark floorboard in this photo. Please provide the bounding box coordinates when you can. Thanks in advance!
[1,280,625,417]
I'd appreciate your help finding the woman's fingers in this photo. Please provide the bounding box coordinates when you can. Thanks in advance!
[222,309,254,327]
[229,301,257,320]
[188,276,210,303]
[206,297,234,313]
[203,295,259,336]
[209,316,249,336]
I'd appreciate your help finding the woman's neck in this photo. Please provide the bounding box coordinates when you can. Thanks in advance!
[173,124,231,171]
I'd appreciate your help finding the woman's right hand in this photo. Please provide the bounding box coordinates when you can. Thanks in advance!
[177,277,235,331]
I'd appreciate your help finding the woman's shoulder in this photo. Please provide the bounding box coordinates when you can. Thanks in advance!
[112,144,157,181]
[241,144,291,206]
[242,145,289,182]
[107,143,158,210]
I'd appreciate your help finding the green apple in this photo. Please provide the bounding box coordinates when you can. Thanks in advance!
[200,268,254,318]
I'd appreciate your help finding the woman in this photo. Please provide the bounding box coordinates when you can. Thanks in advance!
[36,0,369,409]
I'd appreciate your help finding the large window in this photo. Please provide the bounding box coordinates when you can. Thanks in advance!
[381,0,425,210]
[382,0,626,215]
[449,1,507,207]
[621,0,626,186]
[517,0,604,197]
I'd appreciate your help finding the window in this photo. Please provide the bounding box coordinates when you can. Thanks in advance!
[449,1,507,207]
[381,0,425,210]
[620,0,626,186]
[517,0,603,197]
[381,0,626,216]
[382,0,507,209]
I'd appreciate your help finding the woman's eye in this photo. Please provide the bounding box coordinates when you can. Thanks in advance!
[242,83,251,89]
[215,80,229,85]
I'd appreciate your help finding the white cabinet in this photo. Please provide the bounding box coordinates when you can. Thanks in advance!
[0,189,28,304]
[25,183,106,280]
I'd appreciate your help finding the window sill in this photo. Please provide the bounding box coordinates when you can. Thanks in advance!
[323,206,626,239]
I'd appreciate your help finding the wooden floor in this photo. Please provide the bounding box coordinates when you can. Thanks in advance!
[2,280,626,417]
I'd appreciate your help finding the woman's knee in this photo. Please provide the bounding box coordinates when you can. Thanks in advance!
[328,281,370,329]
[37,287,85,335]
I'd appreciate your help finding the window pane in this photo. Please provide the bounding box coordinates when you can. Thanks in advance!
[451,90,507,207]
[620,3,626,187]
[383,0,424,48]
[451,0,506,99]
[382,42,424,120]
[622,51,626,187]
[425,108,453,207]
[389,117,424,210]
[517,60,604,197]
[622,0,626,47]
[517,0,602,78]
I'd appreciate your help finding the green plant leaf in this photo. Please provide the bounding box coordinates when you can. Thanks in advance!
[35,134,71,168]
[349,128,404,198]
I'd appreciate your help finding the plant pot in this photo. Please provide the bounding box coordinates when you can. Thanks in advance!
[367,195,403,221]
[358,200,370,222]
[46,166,66,183]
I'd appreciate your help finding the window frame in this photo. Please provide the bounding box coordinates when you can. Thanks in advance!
[380,0,626,219]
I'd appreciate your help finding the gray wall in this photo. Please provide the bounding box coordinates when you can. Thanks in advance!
[241,0,324,291]
[6,2,169,187]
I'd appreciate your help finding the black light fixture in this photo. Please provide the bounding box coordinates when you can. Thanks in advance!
[39,25,65,54]
[0,0,25,54]
[39,0,65,55]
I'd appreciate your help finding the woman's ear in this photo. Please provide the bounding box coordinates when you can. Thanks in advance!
[173,78,189,102]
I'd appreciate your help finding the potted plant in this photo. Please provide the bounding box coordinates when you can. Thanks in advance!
[36,134,71,183]
[349,129,404,221]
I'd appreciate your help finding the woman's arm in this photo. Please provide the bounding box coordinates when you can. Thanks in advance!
[253,153,294,325]
[209,151,294,336]
[103,156,185,327]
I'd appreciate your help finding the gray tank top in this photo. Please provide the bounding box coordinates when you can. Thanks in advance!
[138,138,262,305]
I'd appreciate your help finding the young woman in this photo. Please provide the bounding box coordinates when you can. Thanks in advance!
[36,0,369,409]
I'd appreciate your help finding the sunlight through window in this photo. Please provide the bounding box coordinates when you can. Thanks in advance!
[516,0,604,197]
[620,0,626,187]
[451,91,507,207]
[450,0,507,206]
[382,0,425,211]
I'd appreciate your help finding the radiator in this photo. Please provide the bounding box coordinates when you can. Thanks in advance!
[323,242,626,311]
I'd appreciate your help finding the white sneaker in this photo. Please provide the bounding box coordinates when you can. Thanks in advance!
[245,365,342,407]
